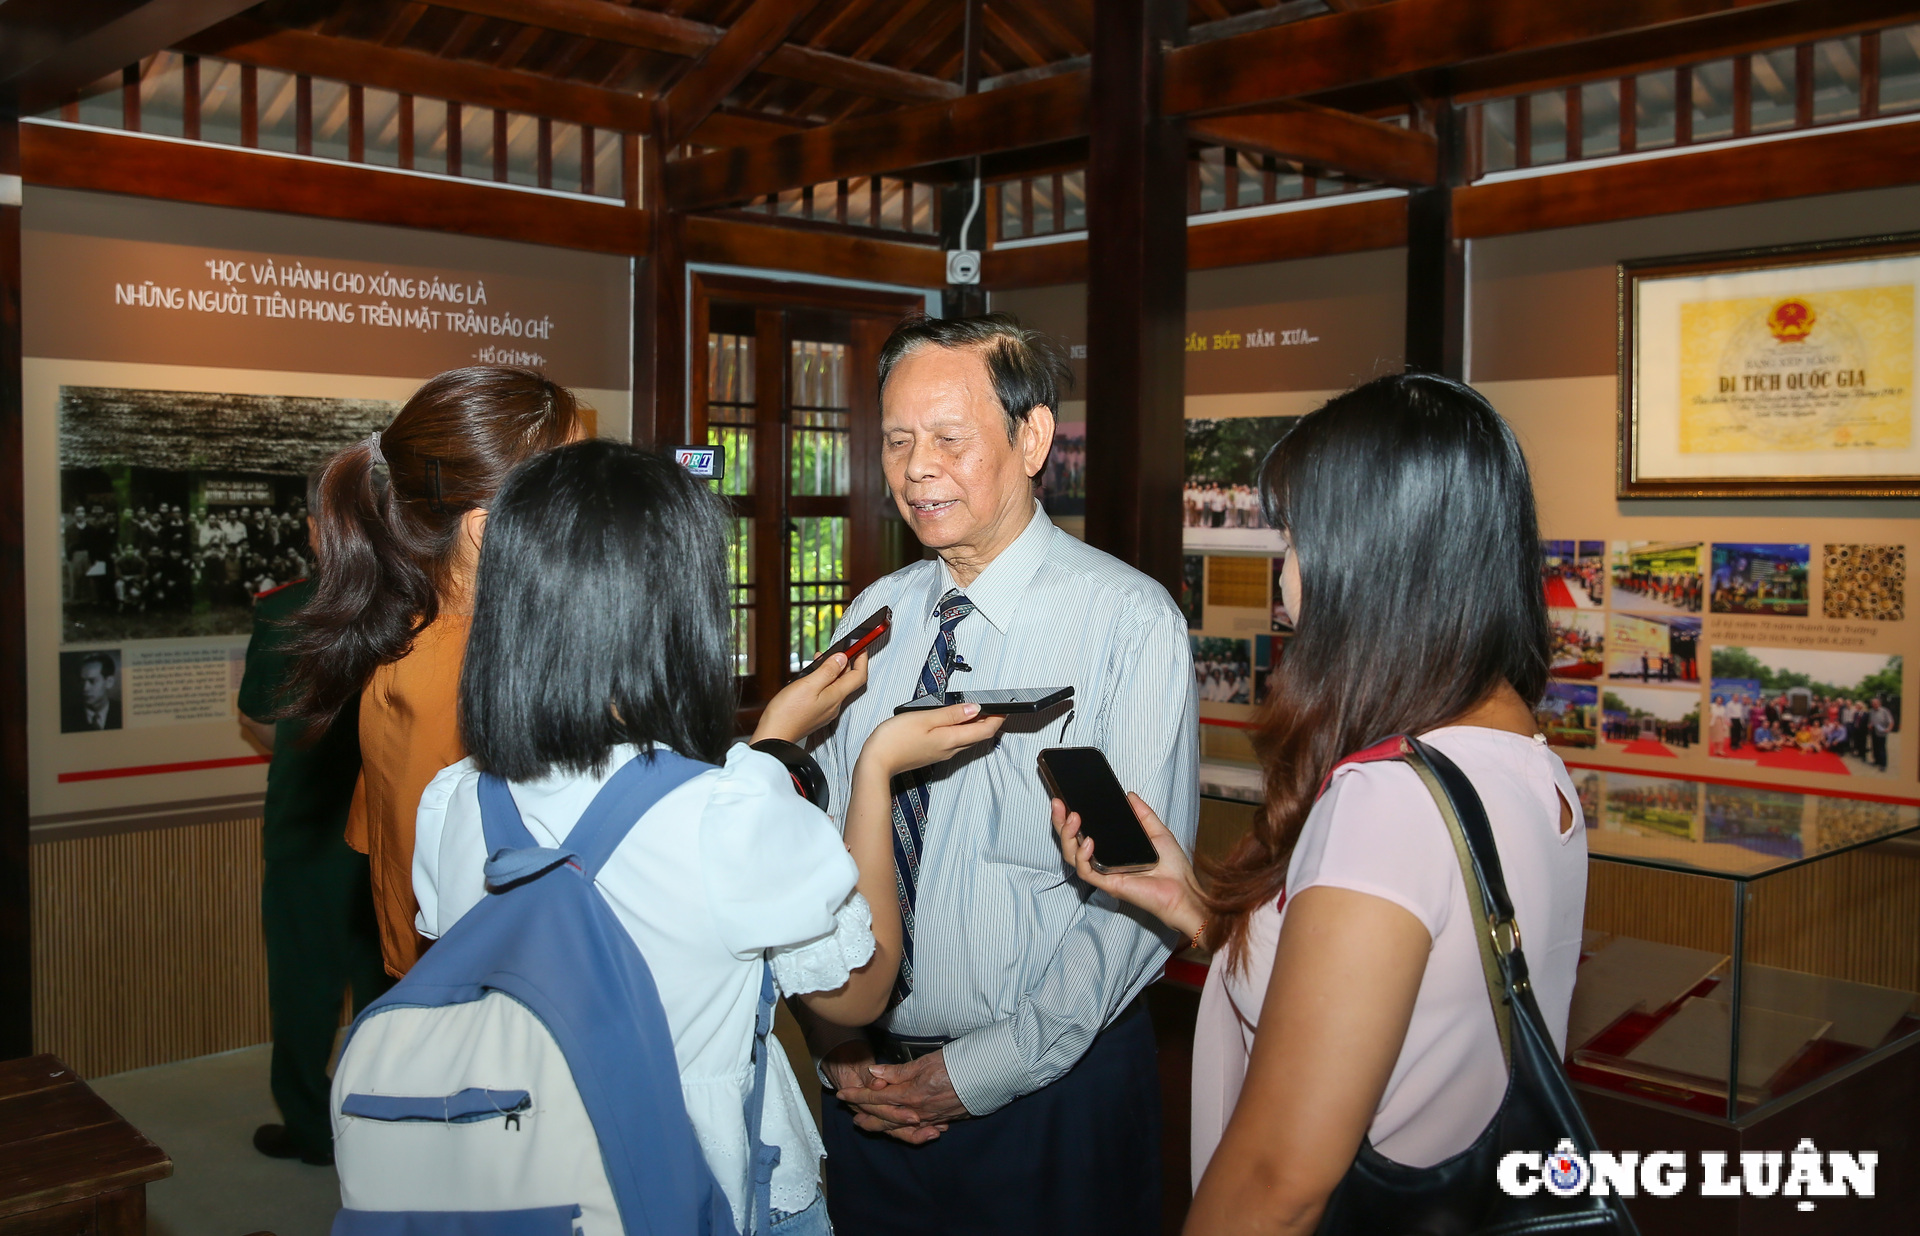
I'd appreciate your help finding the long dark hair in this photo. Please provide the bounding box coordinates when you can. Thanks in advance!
[459,440,737,781]
[279,366,581,726]
[1203,373,1550,963]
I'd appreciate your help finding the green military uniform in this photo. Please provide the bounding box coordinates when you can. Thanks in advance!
[238,578,390,1161]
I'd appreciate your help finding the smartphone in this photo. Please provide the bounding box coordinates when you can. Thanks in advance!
[893,686,1073,716]
[798,607,891,679]
[1037,747,1159,874]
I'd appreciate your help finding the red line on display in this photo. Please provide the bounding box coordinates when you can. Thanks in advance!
[58,755,270,783]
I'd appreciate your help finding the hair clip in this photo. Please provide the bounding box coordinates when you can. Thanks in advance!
[365,430,387,467]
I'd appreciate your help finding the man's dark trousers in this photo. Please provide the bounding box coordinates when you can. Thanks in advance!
[263,846,388,1155]
[823,1004,1161,1236]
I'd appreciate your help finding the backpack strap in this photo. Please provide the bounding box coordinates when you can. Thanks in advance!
[564,749,711,879]
[745,960,782,1235]
[478,774,579,892]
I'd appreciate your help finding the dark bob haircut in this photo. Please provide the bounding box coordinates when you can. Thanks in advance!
[459,440,736,782]
[876,312,1072,441]
[1204,372,1551,962]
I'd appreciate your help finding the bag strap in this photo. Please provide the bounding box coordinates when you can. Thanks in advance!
[744,960,782,1235]
[1396,735,1532,1065]
[477,751,712,890]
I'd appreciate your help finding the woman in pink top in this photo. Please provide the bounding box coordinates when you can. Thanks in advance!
[1052,374,1588,1234]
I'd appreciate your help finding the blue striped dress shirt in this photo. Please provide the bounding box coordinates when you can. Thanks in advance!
[813,502,1199,1115]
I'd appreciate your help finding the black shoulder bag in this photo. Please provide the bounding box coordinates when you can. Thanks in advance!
[1314,735,1640,1236]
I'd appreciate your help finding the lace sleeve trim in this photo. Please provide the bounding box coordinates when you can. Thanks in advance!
[768,891,876,996]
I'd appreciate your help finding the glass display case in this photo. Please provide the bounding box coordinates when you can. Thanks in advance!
[1567,768,1920,1123]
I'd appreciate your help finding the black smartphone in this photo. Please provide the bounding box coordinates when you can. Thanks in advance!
[892,686,1073,716]
[798,607,891,679]
[1037,747,1159,874]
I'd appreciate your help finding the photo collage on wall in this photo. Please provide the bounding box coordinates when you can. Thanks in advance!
[1182,416,1299,720]
[1538,536,1908,785]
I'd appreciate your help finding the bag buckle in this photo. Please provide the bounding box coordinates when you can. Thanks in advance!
[1489,916,1522,958]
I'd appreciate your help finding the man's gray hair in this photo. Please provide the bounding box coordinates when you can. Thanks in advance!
[877,312,1073,442]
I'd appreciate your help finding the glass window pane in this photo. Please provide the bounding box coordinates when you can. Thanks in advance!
[1196,146,1226,212]
[879,179,905,230]
[549,120,583,190]
[1481,98,1518,172]
[730,518,756,677]
[1235,151,1264,205]
[73,69,124,130]
[592,127,622,199]
[256,69,298,153]
[707,331,756,497]
[197,60,243,145]
[362,87,401,167]
[1885,25,1920,114]
[1812,37,1862,123]
[1529,90,1567,165]
[1750,48,1798,133]
[999,183,1024,240]
[1692,59,1735,141]
[789,341,850,497]
[461,105,493,179]
[1061,169,1086,231]
[1634,71,1677,150]
[414,97,450,174]
[912,183,936,233]
[788,516,848,671]
[503,114,539,186]
[311,78,350,161]
[1580,80,1620,157]
[1030,175,1055,234]
[778,186,806,217]
[138,52,186,138]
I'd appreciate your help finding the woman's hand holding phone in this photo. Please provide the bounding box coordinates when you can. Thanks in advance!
[752,650,870,746]
[1052,793,1207,943]
[856,702,1004,781]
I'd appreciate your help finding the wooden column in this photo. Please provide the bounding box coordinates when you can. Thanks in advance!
[1083,0,1186,596]
[633,127,684,447]
[1,107,29,1060]
[1404,102,1465,379]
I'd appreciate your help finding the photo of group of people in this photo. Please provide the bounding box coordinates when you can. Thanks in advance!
[1040,420,1086,517]
[58,385,395,643]
[1710,543,1811,617]
[1709,646,1901,777]
[1193,636,1252,705]
[1605,613,1701,684]
[1600,773,1700,841]
[1609,542,1703,615]
[1602,687,1700,756]
[1182,416,1296,551]
[1703,784,1806,859]
[1541,541,1605,609]
[1549,610,1605,679]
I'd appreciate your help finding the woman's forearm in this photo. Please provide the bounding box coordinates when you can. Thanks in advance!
[796,759,903,1026]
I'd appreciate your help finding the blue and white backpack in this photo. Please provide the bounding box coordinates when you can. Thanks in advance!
[329,751,781,1236]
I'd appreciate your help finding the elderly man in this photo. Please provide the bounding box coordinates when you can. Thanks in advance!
[807,314,1197,1236]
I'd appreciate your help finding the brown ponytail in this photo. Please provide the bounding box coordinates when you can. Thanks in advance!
[278,366,582,727]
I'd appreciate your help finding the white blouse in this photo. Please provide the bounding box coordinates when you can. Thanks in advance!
[413,742,875,1226]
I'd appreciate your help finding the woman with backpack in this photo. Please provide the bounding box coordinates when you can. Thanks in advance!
[411,440,1002,1234]
[1050,375,1600,1234]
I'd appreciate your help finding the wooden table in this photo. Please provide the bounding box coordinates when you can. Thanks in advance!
[0,1054,172,1234]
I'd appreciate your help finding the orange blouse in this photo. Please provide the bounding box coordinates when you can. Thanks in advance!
[346,614,471,977]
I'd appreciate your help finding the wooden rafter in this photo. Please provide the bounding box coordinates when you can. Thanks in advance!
[1187,103,1438,187]
[665,69,1089,210]
[660,0,831,147]
[426,0,960,104]
[1163,0,1895,118]
[179,20,654,132]
[3,0,264,113]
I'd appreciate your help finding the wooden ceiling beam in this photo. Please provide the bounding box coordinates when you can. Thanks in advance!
[426,0,960,104]
[664,68,1087,210]
[178,20,654,132]
[1163,0,1845,118]
[660,0,830,148]
[3,0,264,113]
[687,106,811,148]
[1187,102,1437,187]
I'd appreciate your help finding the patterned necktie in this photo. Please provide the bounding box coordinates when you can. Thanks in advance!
[889,587,975,1002]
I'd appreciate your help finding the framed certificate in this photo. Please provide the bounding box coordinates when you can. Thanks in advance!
[1619,233,1920,498]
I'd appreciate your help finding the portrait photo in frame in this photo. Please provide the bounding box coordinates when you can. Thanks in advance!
[1619,232,1920,498]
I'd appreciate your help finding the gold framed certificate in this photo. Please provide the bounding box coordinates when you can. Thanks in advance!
[1619,233,1920,498]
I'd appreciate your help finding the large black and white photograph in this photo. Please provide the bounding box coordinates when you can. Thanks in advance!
[60,386,395,644]
[1183,416,1296,552]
